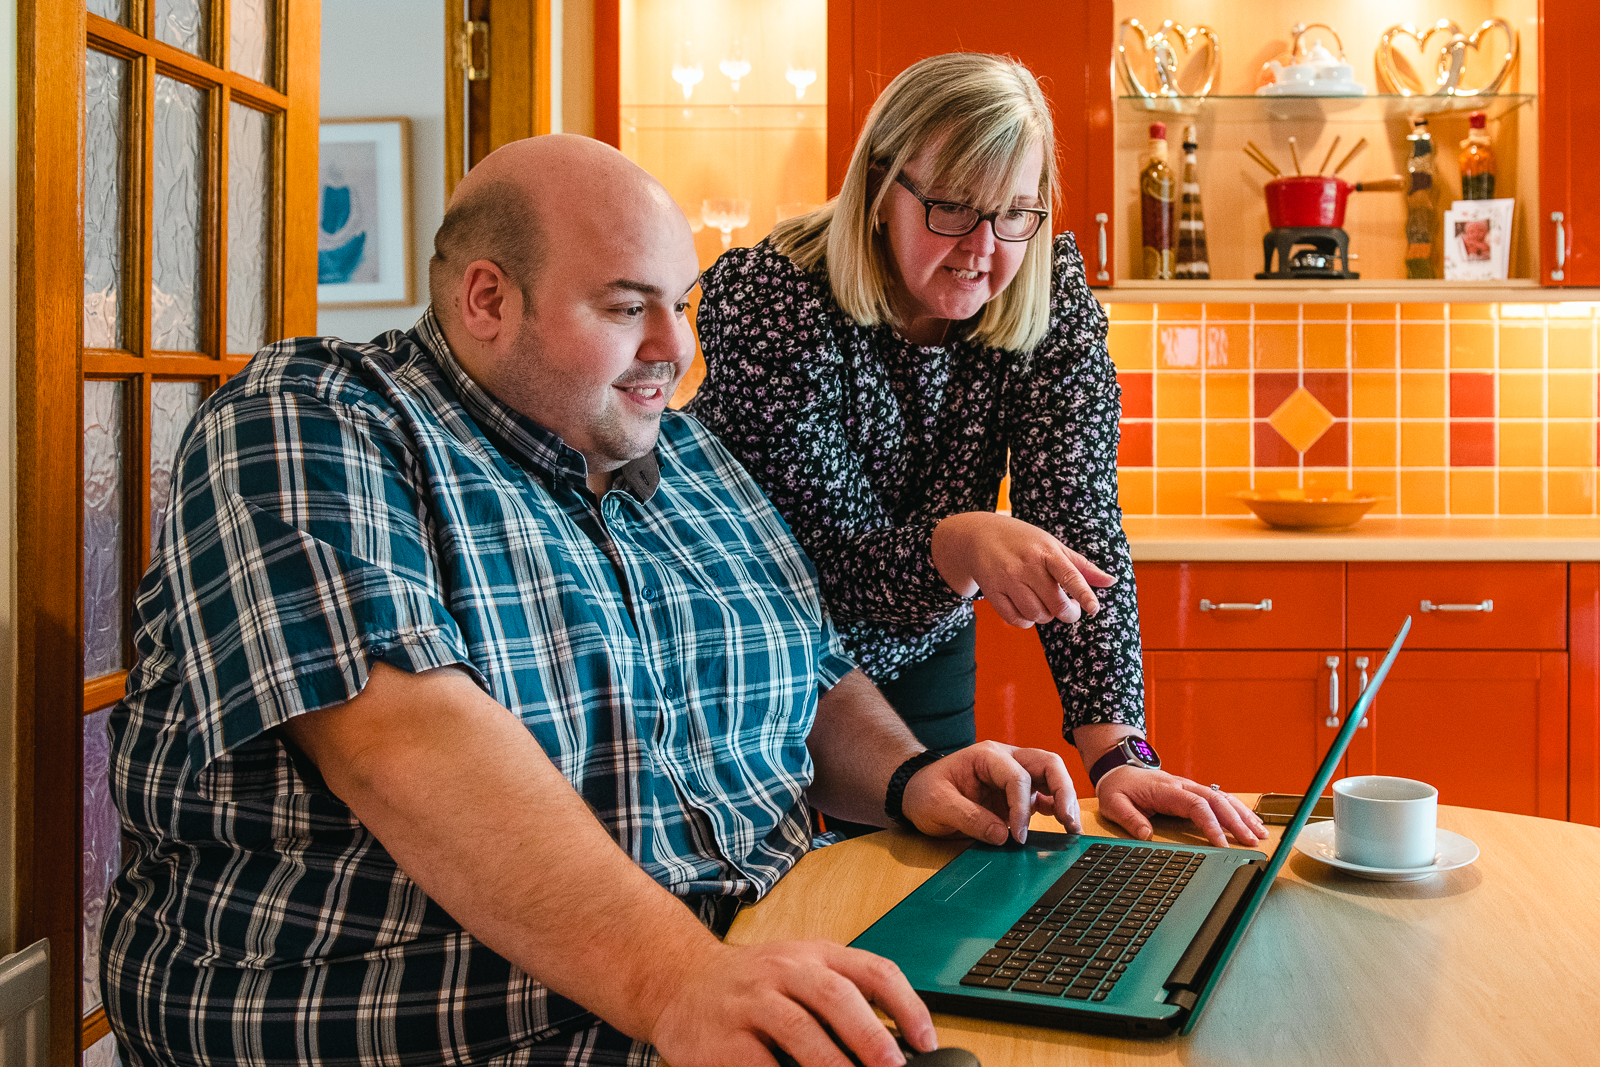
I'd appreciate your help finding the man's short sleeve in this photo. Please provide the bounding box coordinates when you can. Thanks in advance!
[161,387,478,783]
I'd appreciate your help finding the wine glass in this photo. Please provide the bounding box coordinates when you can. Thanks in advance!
[671,41,704,101]
[701,198,751,249]
[785,66,817,100]
[719,40,751,93]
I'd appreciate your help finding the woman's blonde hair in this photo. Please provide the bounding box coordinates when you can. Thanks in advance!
[772,53,1056,352]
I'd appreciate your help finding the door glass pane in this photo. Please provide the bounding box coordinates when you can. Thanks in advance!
[85,49,129,351]
[84,381,126,678]
[228,103,272,354]
[87,0,129,29]
[230,0,275,85]
[155,0,208,58]
[82,706,122,1015]
[150,381,204,552]
[84,1032,124,1067]
[153,75,207,352]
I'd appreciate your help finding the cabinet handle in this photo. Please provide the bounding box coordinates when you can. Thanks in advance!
[1199,598,1272,612]
[1354,656,1370,727]
[1420,599,1493,613]
[1324,655,1340,727]
[1552,212,1566,281]
[1095,213,1110,281]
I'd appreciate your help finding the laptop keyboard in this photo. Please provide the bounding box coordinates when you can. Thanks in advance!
[959,843,1203,1001]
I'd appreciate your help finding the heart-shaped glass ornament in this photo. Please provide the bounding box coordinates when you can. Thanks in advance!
[1376,18,1517,97]
[1116,17,1220,99]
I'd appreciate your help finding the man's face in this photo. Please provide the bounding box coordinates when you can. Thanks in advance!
[489,192,700,478]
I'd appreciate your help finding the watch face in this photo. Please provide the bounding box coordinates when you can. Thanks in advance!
[1127,737,1160,767]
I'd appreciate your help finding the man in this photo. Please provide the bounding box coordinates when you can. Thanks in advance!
[101,135,1080,1067]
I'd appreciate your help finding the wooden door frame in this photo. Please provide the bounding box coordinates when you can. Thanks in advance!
[13,3,319,1063]
[445,0,554,199]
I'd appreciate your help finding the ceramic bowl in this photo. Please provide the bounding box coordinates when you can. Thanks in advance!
[1233,489,1382,530]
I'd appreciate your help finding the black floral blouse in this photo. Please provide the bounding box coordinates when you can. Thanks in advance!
[686,233,1143,736]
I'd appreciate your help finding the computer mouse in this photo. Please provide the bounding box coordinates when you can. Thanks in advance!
[770,1041,980,1067]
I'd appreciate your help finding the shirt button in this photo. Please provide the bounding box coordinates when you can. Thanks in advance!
[640,586,657,601]
[664,683,680,700]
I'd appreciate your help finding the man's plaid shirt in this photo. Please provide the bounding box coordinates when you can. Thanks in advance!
[101,311,855,1067]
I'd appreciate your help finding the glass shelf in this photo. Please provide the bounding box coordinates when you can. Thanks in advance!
[1117,93,1536,124]
[620,103,826,133]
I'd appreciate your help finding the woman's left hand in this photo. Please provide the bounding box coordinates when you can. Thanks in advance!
[1095,766,1269,848]
[931,512,1116,628]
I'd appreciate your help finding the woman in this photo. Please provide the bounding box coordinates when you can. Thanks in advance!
[687,53,1263,846]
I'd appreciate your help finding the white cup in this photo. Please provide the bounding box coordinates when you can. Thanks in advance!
[1332,776,1438,868]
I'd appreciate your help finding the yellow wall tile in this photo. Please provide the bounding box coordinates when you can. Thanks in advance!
[1401,303,1446,321]
[1106,303,1153,322]
[1205,372,1250,418]
[1303,470,1351,496]
[1498,471,1544,515]
[1548,372,1595,418]
[1450,470,1495,515]
[1204,323,1249,369]
[1204,303,1251,321]
[1252,304,1299,322]
[1118,469,1154,515]
[1156,303,1204,321]
[1253,323,1299,369]
[1401,421,1446,466]
[1352,303,1398,322]
[1548,421,1594,467]
[1548,324,1595,369]
[1449,303,1495,321]
[1400,323,1446,368]
[1400,470,1447,514]
[1548,470,1596,516]
[1159,325,1203,368]
[1108,322,1153,370]
[1155,420,1203,466]
[1498,422,1544,467]
[1155,372,1202,417]
[1205,421,1251,467]
[1352,421,1397,467]
[1449,323,1495,369]
[1400,373,1446,418]
[1155,470,1203,515]
[1498,373,1543,418]
[1302,303,1348,322]
[1205,471,1252,515]
[1352,372,1397,417]
[1498,325,1544,368]
[1303,323,1348,368]
[1252,470,1302,494]
[1353,323,1397,368]
[1353,470,1397,515]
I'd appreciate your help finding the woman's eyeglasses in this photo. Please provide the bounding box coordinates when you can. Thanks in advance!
[893,173,1048,242]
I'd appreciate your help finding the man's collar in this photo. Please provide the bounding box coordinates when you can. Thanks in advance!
[413,308,663,502]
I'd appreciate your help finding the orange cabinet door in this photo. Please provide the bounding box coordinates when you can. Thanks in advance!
[1144,650,1347,795]
[1137,562,1345,650]
[1347,562,1567,650]
[973,600,1093,795]
[1344,650,1568,819]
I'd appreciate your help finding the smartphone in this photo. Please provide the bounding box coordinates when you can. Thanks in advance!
[1253,792,1333,824]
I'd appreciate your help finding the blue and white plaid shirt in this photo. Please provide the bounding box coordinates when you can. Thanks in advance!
[102,311,855,1067]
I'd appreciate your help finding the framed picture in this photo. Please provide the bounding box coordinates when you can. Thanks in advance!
[318,117,414,307]
[1443,198,1515,282]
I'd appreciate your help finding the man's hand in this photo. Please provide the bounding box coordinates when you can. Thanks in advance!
[648,941,935,1067]
[1097,766,1267,848]
[900,741,1081,845]
[931,512,1117,628]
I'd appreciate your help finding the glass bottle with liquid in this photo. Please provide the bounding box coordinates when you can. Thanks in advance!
[1140,122,1176,280]
[1405,117,1439,279]
[1174,125,1210,279]
[1459,111,1496,200]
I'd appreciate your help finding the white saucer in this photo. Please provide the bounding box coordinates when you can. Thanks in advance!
[1255,82,1369,97]
[1292,822,1480,881]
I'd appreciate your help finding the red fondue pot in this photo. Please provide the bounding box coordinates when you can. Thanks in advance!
[1265,175,1351,228]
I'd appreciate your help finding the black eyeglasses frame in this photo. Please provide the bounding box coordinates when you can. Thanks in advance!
[892,173,1049,242]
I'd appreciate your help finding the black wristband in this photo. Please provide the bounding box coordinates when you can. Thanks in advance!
[885,750,943,829]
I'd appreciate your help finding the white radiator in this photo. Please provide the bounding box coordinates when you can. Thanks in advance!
[0,940,50,1067]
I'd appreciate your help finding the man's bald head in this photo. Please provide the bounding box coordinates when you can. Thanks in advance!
[428,135,680,318]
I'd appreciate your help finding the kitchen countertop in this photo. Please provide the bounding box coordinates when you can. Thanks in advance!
[1122,516,1600,561]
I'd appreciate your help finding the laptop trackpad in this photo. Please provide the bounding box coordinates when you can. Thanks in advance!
[932,860,993,902]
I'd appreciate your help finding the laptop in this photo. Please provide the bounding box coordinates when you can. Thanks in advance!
[850,616,1413,1038]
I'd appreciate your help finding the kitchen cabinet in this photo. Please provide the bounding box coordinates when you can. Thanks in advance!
[1540,0,1600,286]
[975,559,1585,819]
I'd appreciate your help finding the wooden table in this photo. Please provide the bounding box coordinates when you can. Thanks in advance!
[726,798,1600,1066]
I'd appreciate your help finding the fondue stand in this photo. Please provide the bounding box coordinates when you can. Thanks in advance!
[1258,225,1357,279]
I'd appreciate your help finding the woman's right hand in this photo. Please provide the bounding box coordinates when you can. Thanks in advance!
[931,512,1116,628]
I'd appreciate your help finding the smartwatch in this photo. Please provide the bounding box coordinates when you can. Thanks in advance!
[1087,735,1161,787]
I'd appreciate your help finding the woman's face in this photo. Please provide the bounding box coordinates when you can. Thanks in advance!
[881,138,1045,344]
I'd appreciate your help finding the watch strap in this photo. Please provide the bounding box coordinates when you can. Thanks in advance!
[1088,740,1152,788]
[885,750,943,828]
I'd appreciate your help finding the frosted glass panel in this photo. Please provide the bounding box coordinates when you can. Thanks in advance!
[84,381,126,678]
[151,382,204,552]
[230,0,275,84]
[85,50,128,351]
[88,0,129,27]
[156,0,207,57]
[83,706,122,1015]
[228,103,272,354]
[84,1033,124,1067]
[153,75,206,352]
